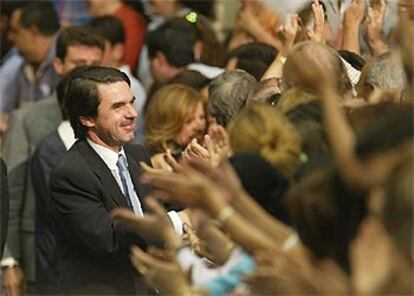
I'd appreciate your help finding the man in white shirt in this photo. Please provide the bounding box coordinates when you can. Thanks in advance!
[48,66,181,295]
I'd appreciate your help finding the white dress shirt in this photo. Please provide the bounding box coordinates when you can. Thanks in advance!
[86,139,183,235]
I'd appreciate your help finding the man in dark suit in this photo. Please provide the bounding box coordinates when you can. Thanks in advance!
[31,67,89,294]
[49,66,153,295]
[1,25,104,295]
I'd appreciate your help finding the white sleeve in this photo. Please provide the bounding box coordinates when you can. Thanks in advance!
[167,210,183,237]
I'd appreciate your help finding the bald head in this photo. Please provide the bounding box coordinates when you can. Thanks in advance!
[283,41,352,96]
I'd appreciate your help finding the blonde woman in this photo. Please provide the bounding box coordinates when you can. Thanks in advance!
[227,104,301,178]
[145,84,207,169]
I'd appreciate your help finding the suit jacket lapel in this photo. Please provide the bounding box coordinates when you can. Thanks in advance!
[76,140,131,210]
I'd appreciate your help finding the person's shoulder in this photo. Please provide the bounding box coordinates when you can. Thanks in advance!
[25,96,58,112]
[13,96,59,122]
[0,51,24,76]
[35,131,63,158]
[50,141,83,176]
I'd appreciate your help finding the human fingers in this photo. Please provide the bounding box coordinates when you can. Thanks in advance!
[163,150,183,173]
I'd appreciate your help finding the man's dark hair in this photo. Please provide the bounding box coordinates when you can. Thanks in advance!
[65,66,130,139]
[19,1,60,36]
[57,66,90,121]
[89,16,125,46]
[147,70,210,102]
[56,25,105,61]
[227,42,278,80]
[168,70,211,90]
[1,1,29,18]
[146,18,196,67]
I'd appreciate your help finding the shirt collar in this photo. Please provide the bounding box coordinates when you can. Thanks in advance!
[86,138,127,171]
[119,64,130,74]
[57,120,76,150]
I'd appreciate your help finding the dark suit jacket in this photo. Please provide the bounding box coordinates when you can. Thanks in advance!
[0,158,9,258]
[31,131,66,293]
[49,139,152,295]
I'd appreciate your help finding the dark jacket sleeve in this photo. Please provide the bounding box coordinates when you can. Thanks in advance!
[49,158,146,261]
[0,158,9,258]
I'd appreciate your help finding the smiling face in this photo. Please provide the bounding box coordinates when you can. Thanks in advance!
[83,81,137,151]
[173,102,206,146]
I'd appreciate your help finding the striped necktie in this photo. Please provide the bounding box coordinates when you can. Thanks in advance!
[116,154,143,216]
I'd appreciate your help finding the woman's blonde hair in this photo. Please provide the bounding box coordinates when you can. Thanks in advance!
[227,104,301,178]
[145,84,206,153]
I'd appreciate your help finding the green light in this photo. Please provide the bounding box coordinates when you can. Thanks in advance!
[186,12,197,23]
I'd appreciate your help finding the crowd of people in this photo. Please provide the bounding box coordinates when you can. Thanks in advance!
[0,0,412,295]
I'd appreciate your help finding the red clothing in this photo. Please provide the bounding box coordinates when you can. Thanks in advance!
[114,4,147,71]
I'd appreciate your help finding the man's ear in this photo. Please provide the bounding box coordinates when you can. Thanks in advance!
[79,116,96,129]
[155,51,168,67]
[53,57,64,76]
[193,40,203,61]
[112,43,125,63]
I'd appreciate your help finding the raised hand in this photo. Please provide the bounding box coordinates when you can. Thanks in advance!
[307,0,325,43]
[182,138,210,161]
[342,0,366,54]
[276,14,300,54]
[206,124,231,166]
[394,12,414,95]
[195,220,236,266]
[364,0,388,56]
[130,246,190,295]
[344,0,366,27]
[286,46,334,95]
[141,163,230,210]
[145,149,182,173]
[237,4,263,38]
[186,158,243,203]
[112,197,178,246]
